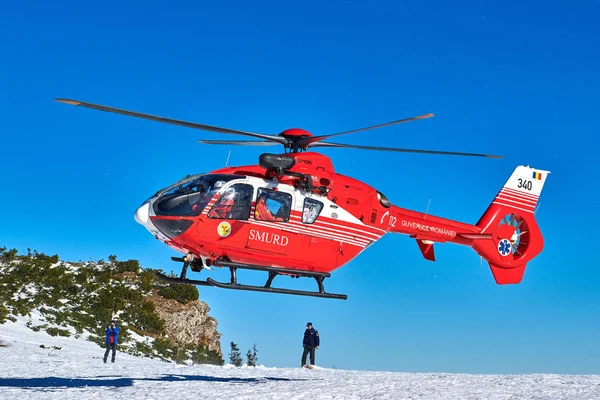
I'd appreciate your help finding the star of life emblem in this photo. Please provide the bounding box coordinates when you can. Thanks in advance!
[498,239,512,256]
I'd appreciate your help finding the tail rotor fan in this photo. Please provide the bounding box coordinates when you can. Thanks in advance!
[499,214,529,257]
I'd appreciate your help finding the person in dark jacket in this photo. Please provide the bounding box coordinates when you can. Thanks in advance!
[301,322,319,368]
[103,320,119,363]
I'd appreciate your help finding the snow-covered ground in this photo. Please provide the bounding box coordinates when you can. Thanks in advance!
[1,317,600,399]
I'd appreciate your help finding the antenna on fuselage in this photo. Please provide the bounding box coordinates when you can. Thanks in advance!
[225,150,231,167]
[424,197,432,220]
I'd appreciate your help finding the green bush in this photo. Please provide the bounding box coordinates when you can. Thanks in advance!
[159,283,199,305]
[134,339,153,357]
[114,259,141,274]
[46,327,71,337]
[0,305,9,324]
[174,348,188,364]
[125,300,165,334]
[138,270,155,293]
[31,324,48,332]
[1,247,18,261]
[153,337,176,359]
[192,344,224,366]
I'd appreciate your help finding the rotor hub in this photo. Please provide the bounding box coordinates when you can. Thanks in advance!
[279,128,313,138]
[510,231,519,243]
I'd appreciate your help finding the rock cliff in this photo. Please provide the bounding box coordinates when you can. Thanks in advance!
[149,291,222,356]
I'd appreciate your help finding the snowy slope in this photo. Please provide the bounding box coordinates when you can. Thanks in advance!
[1,317,600,399]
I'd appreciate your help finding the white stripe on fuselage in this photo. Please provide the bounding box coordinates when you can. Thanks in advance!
[247,219,371,248]
[201,176,386,248]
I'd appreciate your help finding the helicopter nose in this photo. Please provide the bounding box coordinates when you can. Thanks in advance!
[134,202,150,225]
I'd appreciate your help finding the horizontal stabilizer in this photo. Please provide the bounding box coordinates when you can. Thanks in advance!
[416,239,435,261]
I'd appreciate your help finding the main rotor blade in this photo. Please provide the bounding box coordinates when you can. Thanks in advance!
[55,98,287,144]
[299,113,434,147]
[198,140,280,146]
[308,141,503,158]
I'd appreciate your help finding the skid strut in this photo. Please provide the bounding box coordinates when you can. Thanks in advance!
[156,257,347,300]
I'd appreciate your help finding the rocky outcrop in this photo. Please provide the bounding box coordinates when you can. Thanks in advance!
[148,292,222,356]
[0,249,223,364]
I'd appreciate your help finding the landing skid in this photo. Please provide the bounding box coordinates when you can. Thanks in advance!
[155,258,347,300]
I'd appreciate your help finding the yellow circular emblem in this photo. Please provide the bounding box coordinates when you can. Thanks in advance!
[217,222,231,238]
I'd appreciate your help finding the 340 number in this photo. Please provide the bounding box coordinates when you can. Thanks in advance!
[517,179,533,191]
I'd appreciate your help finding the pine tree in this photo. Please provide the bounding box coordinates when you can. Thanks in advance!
[253,344,258,365]
[191,344,224,366]
[229,342,242,367]
[174,348,188,365]
[246,344,258,367]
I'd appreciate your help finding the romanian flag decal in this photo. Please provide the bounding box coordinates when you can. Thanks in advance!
[532,171,542,180]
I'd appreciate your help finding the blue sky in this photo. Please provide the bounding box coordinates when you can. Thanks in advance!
[1,0,599,374]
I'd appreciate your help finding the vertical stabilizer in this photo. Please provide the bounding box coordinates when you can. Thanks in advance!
[473,165,550,284]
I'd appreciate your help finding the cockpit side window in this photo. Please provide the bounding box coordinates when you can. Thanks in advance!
[302,198,323,224]
[254,188,292,222]
[208,183,253,220]
[154,174,240,217]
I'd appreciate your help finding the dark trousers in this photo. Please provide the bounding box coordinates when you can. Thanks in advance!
[302,345,316,366]
[104,342,116,363]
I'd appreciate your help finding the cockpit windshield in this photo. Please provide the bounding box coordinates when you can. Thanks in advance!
[153,174,244,217]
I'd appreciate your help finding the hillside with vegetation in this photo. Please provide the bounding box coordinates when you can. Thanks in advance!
[0,246,223,365]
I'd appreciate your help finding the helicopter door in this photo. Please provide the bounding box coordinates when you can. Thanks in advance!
[335,184,373,266]
[247,188,294,255]
[200,182,254,242]
[341,184,373,224]
[299,196,336,266]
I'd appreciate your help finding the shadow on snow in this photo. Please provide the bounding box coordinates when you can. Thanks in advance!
[0,374,310,389]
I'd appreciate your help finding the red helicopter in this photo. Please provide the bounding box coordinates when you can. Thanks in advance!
[56,99,550,300]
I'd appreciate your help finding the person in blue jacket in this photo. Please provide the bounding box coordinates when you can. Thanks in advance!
[103,320,119,363]
[301,322,320,368]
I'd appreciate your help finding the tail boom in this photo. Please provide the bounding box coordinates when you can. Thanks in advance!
[383,207,480,245]
[384,165,549,285]
[383,206,485,265]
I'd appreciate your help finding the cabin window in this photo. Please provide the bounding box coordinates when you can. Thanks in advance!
[208,183,253,220]
[377,191,391,208]
[255,188,292,222]
[302,198,323,224]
